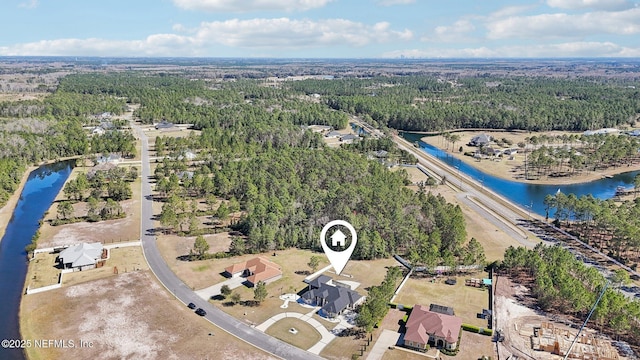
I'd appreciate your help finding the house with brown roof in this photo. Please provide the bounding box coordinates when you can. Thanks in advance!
[223,257,282,287]
[404,304,462,351]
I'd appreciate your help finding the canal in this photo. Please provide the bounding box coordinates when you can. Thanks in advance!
[0,161,72,360]
[401,132,640,217]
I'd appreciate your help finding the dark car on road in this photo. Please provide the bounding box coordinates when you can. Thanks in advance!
[188,302,196,309]
[195,308,207,316]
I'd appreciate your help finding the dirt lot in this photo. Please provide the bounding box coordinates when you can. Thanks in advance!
[20,271,274,360]
[422,130,640,185]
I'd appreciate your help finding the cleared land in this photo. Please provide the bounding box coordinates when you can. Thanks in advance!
[422,130,640,185]
[20,271,275,360]
[264,318,321,350]
[37,168,141,249]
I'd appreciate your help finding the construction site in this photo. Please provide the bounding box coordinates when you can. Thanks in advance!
[530,322,620,360]
[494,276,629,360]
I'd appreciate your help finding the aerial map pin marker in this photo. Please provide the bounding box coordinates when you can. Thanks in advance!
[320,220,357,275]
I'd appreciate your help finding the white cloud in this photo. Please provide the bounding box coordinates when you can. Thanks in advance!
[546,0,635,11]
[487,7,640,39]
[488,5,538,19]
[0,35,200,57]
[172,0,334,12]
[375,0,415,5]
[424,20,475,42]
[0,18,412,56]
[18,0,39,9]
[194,18,412,48]
[382,41,640,58]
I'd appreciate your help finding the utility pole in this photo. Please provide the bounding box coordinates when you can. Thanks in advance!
[563,281,609,360]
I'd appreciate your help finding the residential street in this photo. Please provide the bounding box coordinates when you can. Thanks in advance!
[132,123,323,360]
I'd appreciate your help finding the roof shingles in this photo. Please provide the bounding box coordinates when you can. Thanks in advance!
[405,304,462,345]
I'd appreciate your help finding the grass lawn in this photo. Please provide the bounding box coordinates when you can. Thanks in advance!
[25,252,61,290]
[62,246,148,287]
[199,249,399,332]
[321,332,365,360]
[212,288,309,326]
[265,317,321,350]
[395,275,491,329]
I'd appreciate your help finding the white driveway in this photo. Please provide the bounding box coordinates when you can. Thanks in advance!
[366,329,400,360]
[195,276,245,300]
[256,309,336,355]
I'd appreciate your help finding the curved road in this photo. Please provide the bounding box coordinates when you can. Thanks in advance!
[132,124,323,360]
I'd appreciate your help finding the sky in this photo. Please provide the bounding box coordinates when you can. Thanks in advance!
[1,0,639,58]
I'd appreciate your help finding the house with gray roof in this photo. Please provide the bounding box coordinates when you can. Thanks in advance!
[468,133,492,147]
[155,120,177,130]
[300,275,364,318]
[58,242,104,270]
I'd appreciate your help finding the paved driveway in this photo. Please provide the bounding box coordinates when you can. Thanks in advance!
[195,276,246,300]
[366,329,401,360]
[255,309,335,355]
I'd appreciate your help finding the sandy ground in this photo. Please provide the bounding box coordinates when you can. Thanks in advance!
[493,275,626,360]
[422,130,640,185]
[20,271,275,360]
[0,166,34,242]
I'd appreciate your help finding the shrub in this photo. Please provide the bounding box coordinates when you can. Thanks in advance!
[462,324,480,332]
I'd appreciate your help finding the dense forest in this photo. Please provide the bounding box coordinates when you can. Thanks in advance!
[501,244,639,345]
[153,117,473,263]
[57,70,479,263]
[288,77,640,132]
[56,73,640,133]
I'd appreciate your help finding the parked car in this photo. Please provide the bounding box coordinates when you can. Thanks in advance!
[195,308,207,316]
[187,302,196,309]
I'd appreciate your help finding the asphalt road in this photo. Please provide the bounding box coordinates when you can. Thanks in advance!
[132,124,323,360]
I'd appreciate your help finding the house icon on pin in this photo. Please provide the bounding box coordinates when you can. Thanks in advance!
[330,229,347,247]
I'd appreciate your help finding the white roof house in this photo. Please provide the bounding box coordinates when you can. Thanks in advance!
[59,242,103,268]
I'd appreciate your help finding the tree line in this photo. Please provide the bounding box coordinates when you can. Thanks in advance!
[543,189,640,265]
[286,76,640,132]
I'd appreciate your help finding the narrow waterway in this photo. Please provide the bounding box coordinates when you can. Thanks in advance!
[401,132,640,216]
[0,161,72,360]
